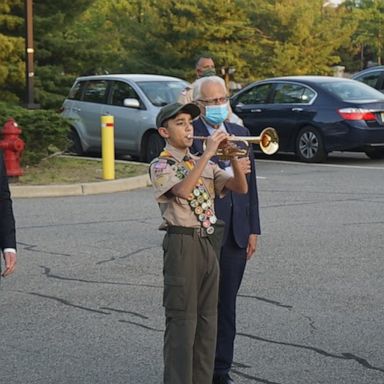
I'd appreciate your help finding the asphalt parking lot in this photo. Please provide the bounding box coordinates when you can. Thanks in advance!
[1,152,384,384]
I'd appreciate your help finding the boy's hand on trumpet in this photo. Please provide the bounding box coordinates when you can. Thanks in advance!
[204,130,230,158]
[234,156,252,175]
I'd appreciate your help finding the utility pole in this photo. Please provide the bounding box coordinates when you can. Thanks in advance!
[25,0,38,108]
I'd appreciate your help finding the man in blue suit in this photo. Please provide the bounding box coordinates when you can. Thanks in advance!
[0,150,17,278]
[191,77,261,384]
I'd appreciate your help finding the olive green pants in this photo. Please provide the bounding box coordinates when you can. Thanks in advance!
[162,228,220,384]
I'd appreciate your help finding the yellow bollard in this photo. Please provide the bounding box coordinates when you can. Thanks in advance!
[101,115,115,180]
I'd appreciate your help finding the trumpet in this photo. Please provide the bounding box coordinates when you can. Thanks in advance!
[190,127,279,159]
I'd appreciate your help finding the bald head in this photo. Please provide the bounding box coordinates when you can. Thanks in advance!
[193,76,227,101]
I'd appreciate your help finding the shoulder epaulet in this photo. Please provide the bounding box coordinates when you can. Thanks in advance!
[149,155,176,169]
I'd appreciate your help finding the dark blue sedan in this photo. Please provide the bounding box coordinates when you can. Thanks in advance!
[230,76,384,162]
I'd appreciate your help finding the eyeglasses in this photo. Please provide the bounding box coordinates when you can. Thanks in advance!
[197,96,229,106]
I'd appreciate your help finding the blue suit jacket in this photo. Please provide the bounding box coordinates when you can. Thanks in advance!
[191,118,261,248]
[0,151,16,251]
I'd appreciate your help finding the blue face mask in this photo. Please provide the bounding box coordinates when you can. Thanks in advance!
[204,103,229,125]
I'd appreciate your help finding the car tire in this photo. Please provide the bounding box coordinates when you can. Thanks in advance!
[296,126,327,163]
[68,129,84,155]
[364,147,384,160]
[145,132,165,163]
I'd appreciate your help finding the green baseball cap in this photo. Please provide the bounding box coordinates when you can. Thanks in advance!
[156,102,200,128]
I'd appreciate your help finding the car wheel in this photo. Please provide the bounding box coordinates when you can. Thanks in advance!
[68,129,84,155]
[296,126,327,163]
[145,132,165,163]
[364,147,384,159]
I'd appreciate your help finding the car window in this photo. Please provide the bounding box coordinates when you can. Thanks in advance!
[136,81,188,106]
[273,83,316,104]
[355,72,381,89]
[68,81,85,100]
[82,80,109,103]
[110,81,140,106]
[321,80,384,101]
[236,83,272,105]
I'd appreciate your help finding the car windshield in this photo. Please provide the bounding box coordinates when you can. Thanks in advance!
[321,80,384,101]
[136,80,188,106]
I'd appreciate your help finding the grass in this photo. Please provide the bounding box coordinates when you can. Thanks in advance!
[16,156,149,185]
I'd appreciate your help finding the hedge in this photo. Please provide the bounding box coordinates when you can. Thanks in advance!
[0,102,70,166]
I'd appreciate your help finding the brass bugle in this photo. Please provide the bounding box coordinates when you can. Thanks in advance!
[190,127,279,156]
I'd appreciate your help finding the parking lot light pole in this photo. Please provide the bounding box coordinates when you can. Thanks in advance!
[25,0,39,109]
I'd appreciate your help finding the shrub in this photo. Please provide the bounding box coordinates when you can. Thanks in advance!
[0,102,70,166]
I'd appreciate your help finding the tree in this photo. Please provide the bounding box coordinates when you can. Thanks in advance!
[248,0,357,77]
[343,0,384,67]
[0,0,25,103]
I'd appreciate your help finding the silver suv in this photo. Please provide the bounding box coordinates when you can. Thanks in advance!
[61,74,188,162]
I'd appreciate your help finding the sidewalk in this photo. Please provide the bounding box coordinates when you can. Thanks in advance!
[10,174,152,198]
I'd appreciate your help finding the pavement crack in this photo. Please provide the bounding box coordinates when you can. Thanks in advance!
[237,333,384,373]
[118,319,163,332]
[302,314,317,333]
[238,294,293,309]
[18,241,72,257]
[40,266,161,288]
[232,361,252,369]
[26,292,111,315]
[96,246,158,264]
[100,306,148,319]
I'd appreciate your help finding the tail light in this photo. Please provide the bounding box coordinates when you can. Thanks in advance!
[338,108,376,121]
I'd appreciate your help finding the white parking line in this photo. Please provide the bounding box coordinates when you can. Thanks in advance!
[256,158,384,170]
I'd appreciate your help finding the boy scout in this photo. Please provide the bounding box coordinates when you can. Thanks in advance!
[150,102,250,384]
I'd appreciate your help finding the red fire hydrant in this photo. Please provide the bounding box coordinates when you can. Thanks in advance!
[0,118,25,178]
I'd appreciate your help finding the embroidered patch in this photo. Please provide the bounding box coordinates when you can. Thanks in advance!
[154,159,168,170]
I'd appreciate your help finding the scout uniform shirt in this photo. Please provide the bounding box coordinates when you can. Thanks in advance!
[150,144,231,230]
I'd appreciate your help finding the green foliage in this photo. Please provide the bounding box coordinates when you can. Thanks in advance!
[0,0,381,109]
[249,0,357,77]
[0,0,25,103]
[0,102,70,166]
[342,0,384,67]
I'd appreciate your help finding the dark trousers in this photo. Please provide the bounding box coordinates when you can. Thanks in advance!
[163,229,220,384]
[214,230,247,375]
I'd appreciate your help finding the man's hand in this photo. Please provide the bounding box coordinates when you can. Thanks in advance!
[2,251,16,277]
[246,234,257,260]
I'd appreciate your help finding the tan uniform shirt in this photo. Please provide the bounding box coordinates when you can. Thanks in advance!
[150,144,231,228]
[178,84,194,104]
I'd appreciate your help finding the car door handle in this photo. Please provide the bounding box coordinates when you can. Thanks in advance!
[251,109,262,113]
[291,107,303,112]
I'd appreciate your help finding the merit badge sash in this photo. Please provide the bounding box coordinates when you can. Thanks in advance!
[160,150,217,234]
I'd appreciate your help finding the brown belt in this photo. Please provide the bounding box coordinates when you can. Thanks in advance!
[167,226,211,238]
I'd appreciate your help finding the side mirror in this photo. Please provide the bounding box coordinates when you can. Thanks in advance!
[234,103,243,113]
[123,98,140,108]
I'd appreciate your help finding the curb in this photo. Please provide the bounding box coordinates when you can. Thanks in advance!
[10,174,152,198]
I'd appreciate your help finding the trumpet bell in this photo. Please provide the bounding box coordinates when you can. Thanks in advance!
[259,127,279,155]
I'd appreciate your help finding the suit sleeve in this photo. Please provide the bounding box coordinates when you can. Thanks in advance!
[248,146,261,235]
[0,153,16,250]
[236,124,261,235]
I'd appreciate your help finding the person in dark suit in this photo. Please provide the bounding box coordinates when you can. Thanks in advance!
[191,76,261,384]
[0,150,17,278]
